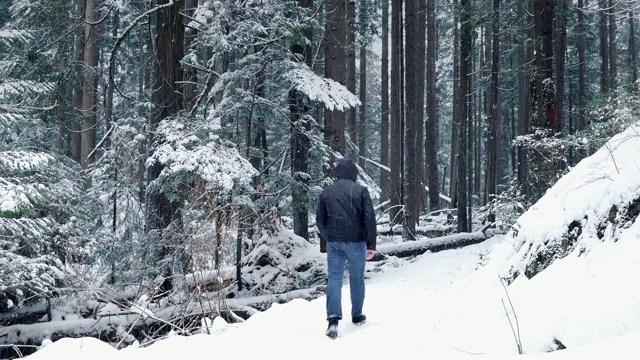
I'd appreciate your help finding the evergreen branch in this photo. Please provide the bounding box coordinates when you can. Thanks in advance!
[36,7,113,54]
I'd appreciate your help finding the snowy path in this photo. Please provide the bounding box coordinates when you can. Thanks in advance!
[126,237,507,359]
[28,233,640,359]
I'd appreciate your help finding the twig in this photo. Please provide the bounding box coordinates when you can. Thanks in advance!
[499,275,523,354]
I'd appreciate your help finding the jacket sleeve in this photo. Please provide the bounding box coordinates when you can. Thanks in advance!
[361,188,377,251]
[316,193,327,253]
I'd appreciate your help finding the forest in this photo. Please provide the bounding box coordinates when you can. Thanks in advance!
[2,0,640,357]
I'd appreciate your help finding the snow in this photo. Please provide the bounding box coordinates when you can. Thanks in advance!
[25,236,640,359]
[24,124,640,359]
[286,62,361,112]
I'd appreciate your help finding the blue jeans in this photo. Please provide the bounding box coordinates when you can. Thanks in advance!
[326,241,366,320]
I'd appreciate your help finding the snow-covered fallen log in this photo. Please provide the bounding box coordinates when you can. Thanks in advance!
[226,285,325,311]
[374,225,499,260]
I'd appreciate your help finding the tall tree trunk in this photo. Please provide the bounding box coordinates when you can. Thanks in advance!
[473,55,481,206]
[291,0,313,241]
[475,24,485,205]
[425,0,439,211]
[389,0,403,226]
[485,0,500,219]
[532,0,555,129]
[138,1,147,204]
[577,0,586,134]
[80,0,98,175]
[72,0,85,165]
[290,86,310,241]
[146,0,185,294]
[403,0,426,240]
[105,10,119,152]
[380,0,390,202]
[510,65,517,176]
[630,10,638,86]
[105,11,119,278]
[183,0,198,112]
[482,12,497,201]
[450,0,460,208]
[358,44,367,170]
[457,0,472,232]
[599,0,610,94]
[325,0,347,159]
[346,0,357,160]
[532,0,554,130]
[555,0,567,135]
[608,0,617,91]
[530,0,555,200]
[517,0,528,190]
[246,61,268,283]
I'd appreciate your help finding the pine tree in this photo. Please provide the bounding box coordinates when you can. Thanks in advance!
[0,17,93,312]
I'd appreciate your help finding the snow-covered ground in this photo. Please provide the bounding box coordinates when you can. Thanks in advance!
[26,124,640,359]
[26,233,640,359]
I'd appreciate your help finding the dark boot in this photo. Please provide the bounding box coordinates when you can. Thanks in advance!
[326,318,339,339]
[352,314,366,325]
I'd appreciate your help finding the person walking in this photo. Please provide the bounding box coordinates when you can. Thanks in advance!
[316,157,377,339]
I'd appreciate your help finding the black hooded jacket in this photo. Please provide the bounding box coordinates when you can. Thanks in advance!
[316,158,377,251]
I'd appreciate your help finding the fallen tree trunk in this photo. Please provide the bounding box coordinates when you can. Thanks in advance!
[226,285,325,311]
[0,285,327,359]
[376,226,455,238]
[372,226,500,260]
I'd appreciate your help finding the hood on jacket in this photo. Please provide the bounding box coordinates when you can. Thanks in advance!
[336,157,357,181]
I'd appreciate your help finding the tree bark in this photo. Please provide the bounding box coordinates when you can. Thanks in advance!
[358,44,367,171]
[485,0,500,218]
[577,0,586,133]
[146,0,185,294]
[138,0,147,204]
[389,0,403,226]
[72,0,85,165]
[608,0,617,91]
[450,0,460,209]
[481,11,491,200]
[457,0,471,233]
[183,0,198,112]
[425,0,440,212]
[532,0,554,130]
[105,10,119,152]
[80,0,99,175]
[599,0,610,94]
[324,0,347,159]
[554,0,567,136]
[529,0,555,200]
[403,0,426,240]
[380,0,390,202]
[290,0,313,241]
[630,10,638,86]
[346,0,357,161]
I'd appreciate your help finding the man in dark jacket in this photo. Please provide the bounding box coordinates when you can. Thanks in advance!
[316,157,377,339]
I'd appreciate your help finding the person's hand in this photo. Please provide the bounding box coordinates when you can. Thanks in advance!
[365,249,376,261]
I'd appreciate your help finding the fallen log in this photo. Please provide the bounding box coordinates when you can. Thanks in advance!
[225,285,325,311]
[372,226,500,260]
[376,226,455,238]
[0,285,327,359]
